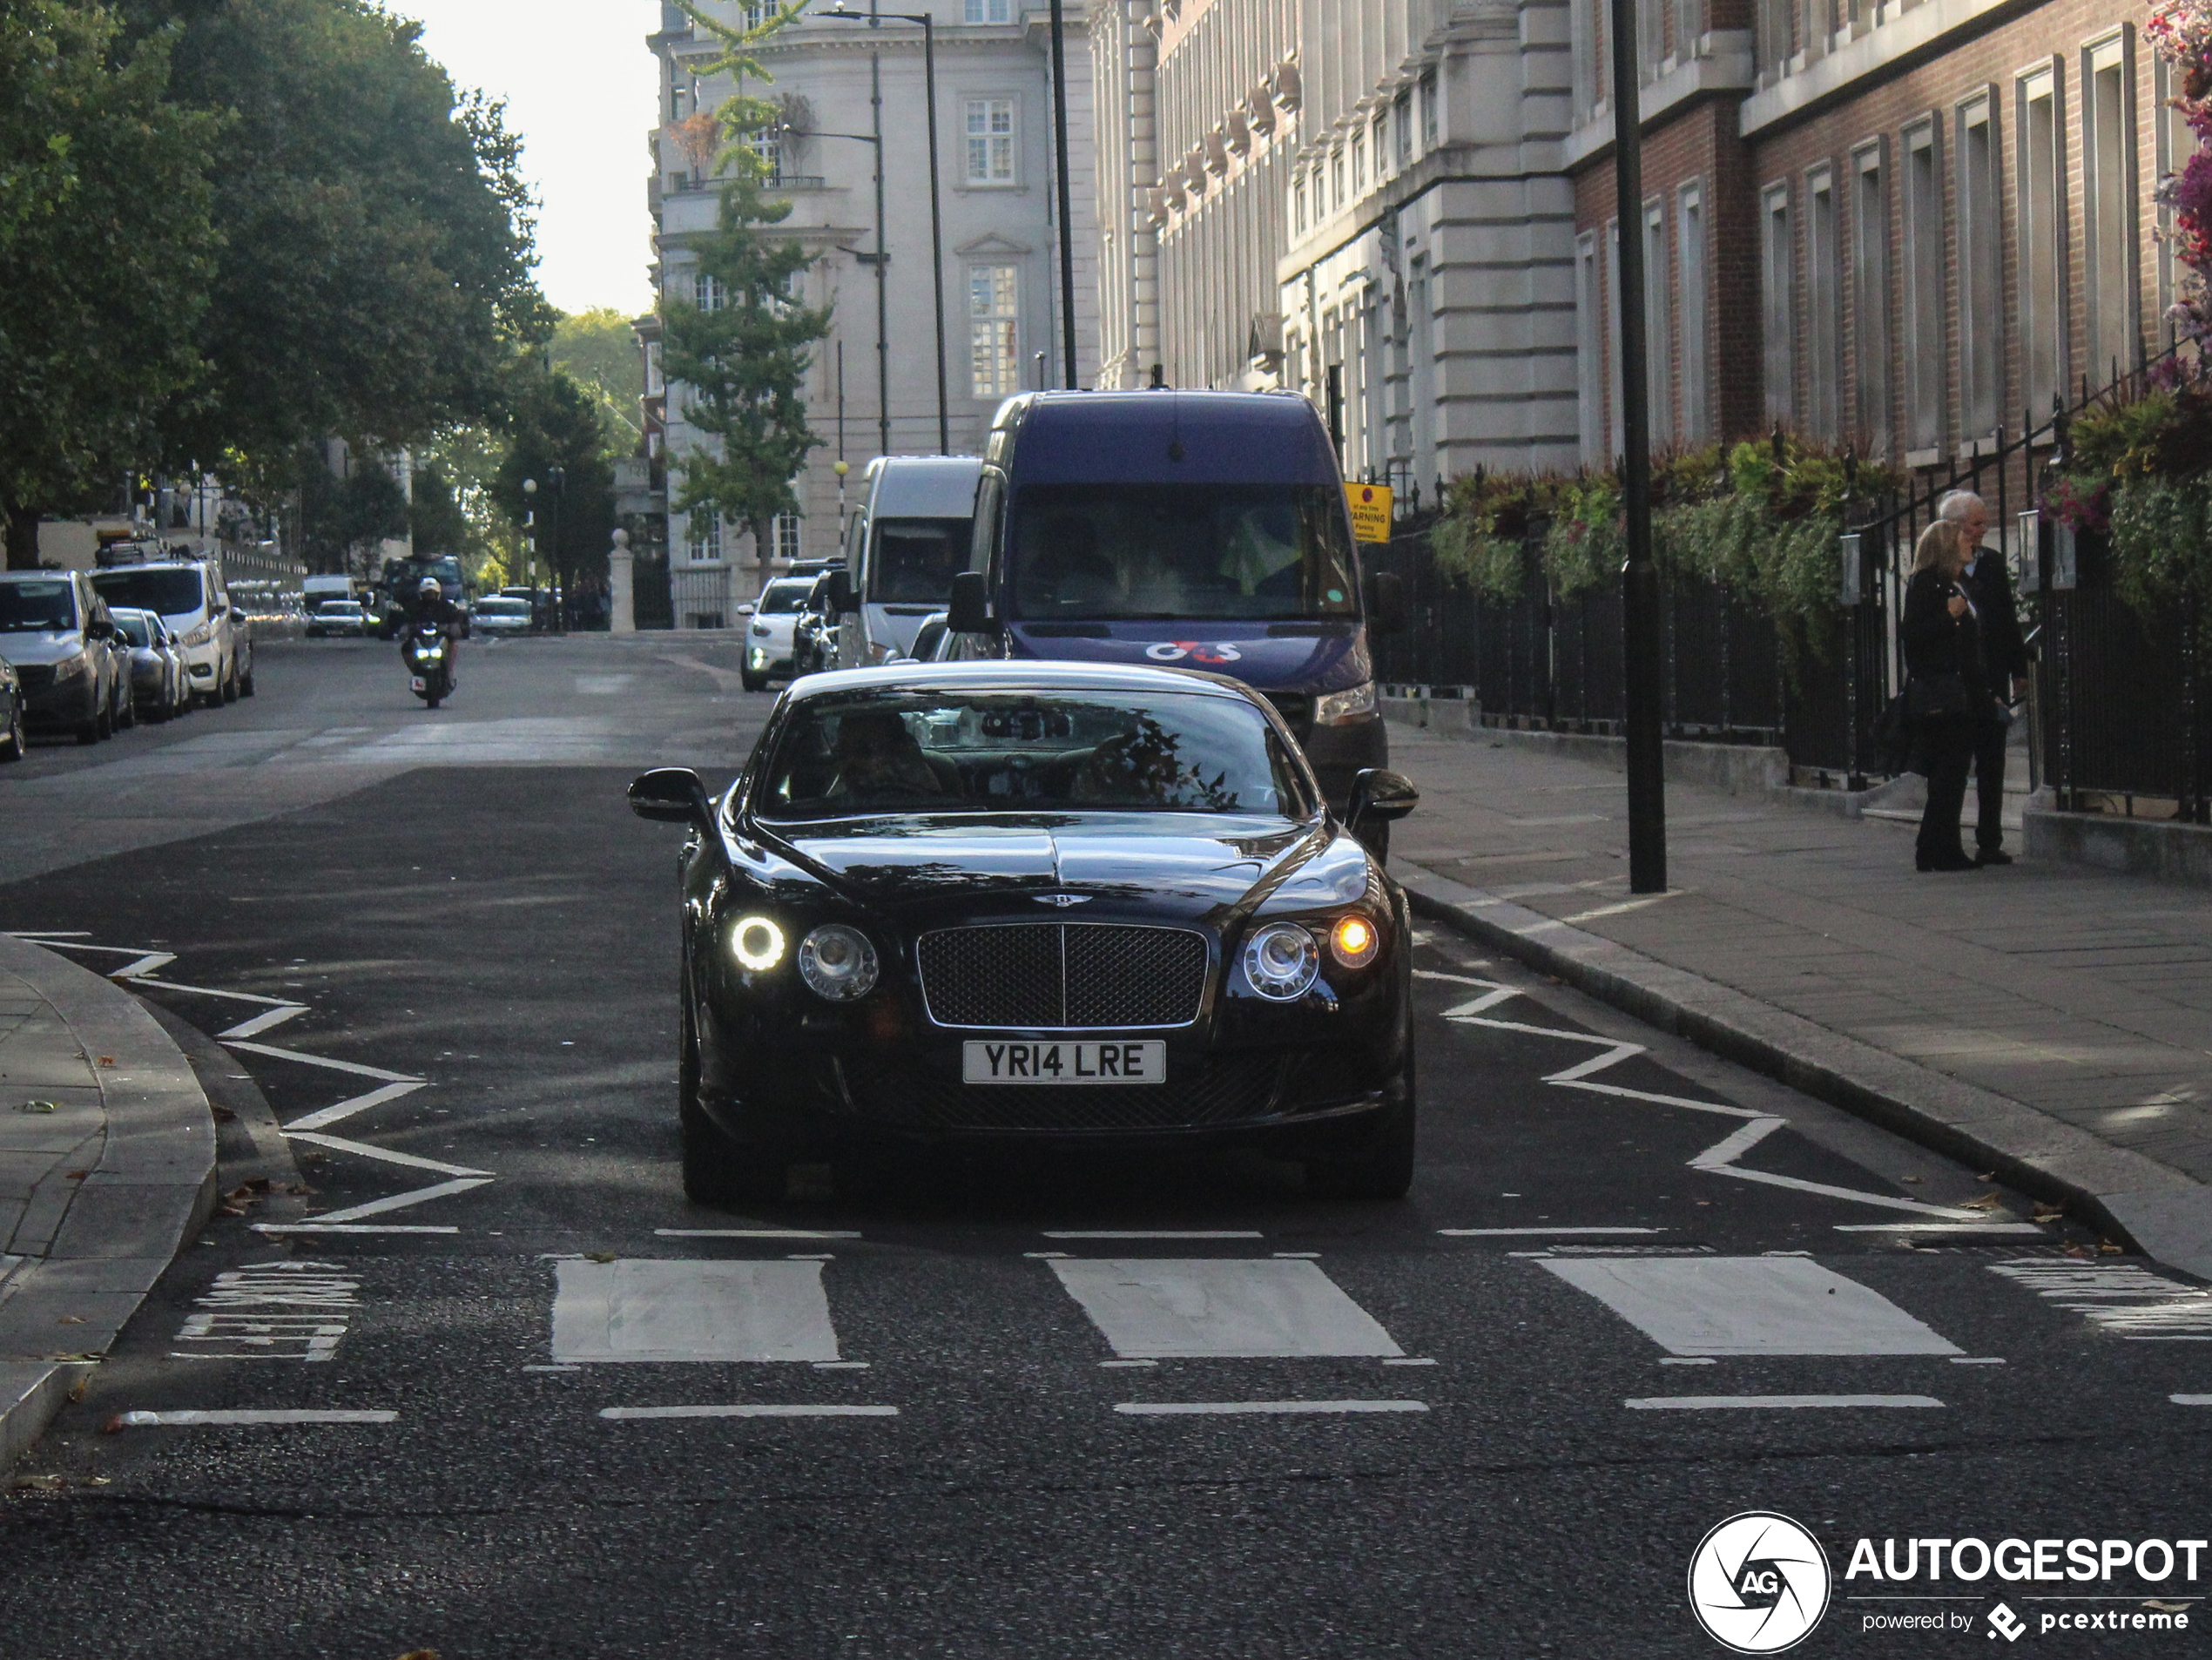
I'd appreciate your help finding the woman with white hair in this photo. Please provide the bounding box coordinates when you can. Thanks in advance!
[1935,489,2029,861]
[1900,518,1990,872]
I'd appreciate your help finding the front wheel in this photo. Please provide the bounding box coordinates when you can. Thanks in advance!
[0,702,24,760]
[1305,1092,1415,1201]
[239,658,255,697]
[220,659,239,703]
[678,993,794,1206]
[741,670,767,692]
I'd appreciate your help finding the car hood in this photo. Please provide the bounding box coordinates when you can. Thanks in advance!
[753,812,1367,926]
[1001,622,1370,694]
[0,631,88,665]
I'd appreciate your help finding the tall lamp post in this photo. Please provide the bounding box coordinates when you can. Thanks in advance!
[810,126,889,456]
[1610,0,1667,893]
[546,464,567,633]
[521,476,538,606]
[821,3,948,452]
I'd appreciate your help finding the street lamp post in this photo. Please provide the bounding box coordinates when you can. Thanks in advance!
[547,464,567,633]
[810,125,888,457]
[1047,0,1077,388]
[823,3,948,453]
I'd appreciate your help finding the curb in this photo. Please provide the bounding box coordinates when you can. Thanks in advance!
[1395,859,2212,1281]
[0,935,215,1469]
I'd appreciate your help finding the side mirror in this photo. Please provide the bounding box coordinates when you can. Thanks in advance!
[737,601,757,617]
[629,766,713,827]
[948,570,994,634]
[1364,570,1407,635]
[1346,767,1419,833]
[827,567,857,612]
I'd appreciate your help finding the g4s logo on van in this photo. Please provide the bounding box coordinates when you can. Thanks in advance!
[1143,641,1244,664]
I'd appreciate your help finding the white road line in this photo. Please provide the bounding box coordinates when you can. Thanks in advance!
[1540,1256,1964,1356]
[598,1404,897,1420]
[1560,893,1680,924]
[129,977,299,1007]
[1623,1394,1945,1410]
[1051,1258,1404,1359]
[1043,1231,1264,1240]
[1382,1357,1438,1366]
[109,952,178,980]
[253,1224,459,1235]
[1836,1222,2045,1233]
[113,1409,396,1426]
[1951,1357,2007,1365]
[283,1131,491,1178]
[306,1177,493,1224]
[2172,1395,2212,1406]
[653,1229,862,1239]
[1439,1227,1669,1237]
[552,1259,841,1364]
[281,1080,429,1132]
[225,1040,422,1082]
[1112,1400,1428,1416]
[219,1004,309,1040]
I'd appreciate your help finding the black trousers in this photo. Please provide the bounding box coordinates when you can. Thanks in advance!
[1970,715,2009,851]
[1917,717,1973,860]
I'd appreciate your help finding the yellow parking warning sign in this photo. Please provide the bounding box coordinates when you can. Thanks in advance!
[1345,482,1393,543]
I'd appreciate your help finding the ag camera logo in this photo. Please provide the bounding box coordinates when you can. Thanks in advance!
[1689,1512,1832,1653]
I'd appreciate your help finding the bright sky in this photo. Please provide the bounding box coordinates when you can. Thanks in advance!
[395,0,661,318]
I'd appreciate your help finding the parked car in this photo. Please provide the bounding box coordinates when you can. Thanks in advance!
[832,456,981,671]
[790,571,841,678]
[0,570,125,744]
[307,599,368,638]
[0,658,24,762]
[625,660,1422,1205]
[898,610,954,665]
[110,606,191,721]
[90,551,252,705]
[741,575,816,692]
[469,595,534,637]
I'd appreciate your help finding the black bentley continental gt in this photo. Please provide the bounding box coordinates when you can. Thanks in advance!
[628,661,1420,1204]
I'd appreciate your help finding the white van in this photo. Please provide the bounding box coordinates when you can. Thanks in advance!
[832,456,981,670]
[91,551,253,705]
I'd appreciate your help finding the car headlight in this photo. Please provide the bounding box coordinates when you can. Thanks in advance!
[1315,680,1377,725]
[1243,921,1319,1001]
[182,624,212,647]
[55,655,87,681]
[798,924,879,1001]
[1328,914,1380,968]
[728,914,786,972]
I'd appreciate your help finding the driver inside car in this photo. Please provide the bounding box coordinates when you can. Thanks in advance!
[826,709,943,800]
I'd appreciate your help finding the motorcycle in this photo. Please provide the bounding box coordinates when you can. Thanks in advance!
[402,621,455,708]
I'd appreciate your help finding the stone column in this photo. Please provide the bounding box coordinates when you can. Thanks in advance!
[609,528,635,634]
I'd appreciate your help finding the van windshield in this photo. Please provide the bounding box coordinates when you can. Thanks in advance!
[870,517,971,604]
[1007,482,1359,624]
[0,580,78,632]
[91,566,205,617]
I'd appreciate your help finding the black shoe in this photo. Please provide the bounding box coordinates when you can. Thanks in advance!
[1975,848,2013,866]
[1917,852,1979,872]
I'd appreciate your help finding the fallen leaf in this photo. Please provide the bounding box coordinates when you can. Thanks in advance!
[395,1650,442,1660]
[215,1204,247,1217]
[2099,1239,2123,1253]
[1899,1174,1924,1184]
[1975,1171,1997,1183]
[585,1251,619,1263]
[64,1171,89,1181]
[2065,1243,2090,1258]
[96,1056,114,1067]
[57,1315,85,1325]
[16,1100,57,1114]
[2145,1600,2190,1613]
[1958,1192,2005,1211]
[211,1106,239,1124]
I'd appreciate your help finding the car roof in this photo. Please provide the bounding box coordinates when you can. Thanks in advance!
[779,660,1262,703]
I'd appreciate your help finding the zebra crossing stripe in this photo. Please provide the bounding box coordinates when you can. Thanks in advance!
[551,1259,842,1363]
[1539,1256,1963,1356]
[1051,1258,1405,1359]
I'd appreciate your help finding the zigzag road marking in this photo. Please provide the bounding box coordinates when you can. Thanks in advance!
[1414,966,1986,1220]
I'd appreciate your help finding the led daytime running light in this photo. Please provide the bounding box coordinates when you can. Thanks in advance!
[729,914,786,971]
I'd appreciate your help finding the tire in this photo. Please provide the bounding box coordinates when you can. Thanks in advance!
[94,695,112,740]
[239,657,255,697]
[424,693,442,710]
[115,684,136,730]
[220,658,239,703]
[741,670,767,692]
[677,990,793,1206]
[1305,1083,1416,1202]
[0,702,24,761]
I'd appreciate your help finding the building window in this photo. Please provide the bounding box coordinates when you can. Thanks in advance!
[1373,112,1391,179]
[693,271,727,312]
[1955,91,2002,441]
[1293,175,1307,235]
[2156,51,2195,345]
[1420,71,1438,149]
[1902,116,1945,453]
[1577,232,1604,462]
[686,514,723,563]
[1677,180,1710,441]
[774,513,802,563]
[969,264,1020,398]
[1395,94,1413,170]
[1605,219,1624,457]
[2082,30,2138,384]
[1805,165,1842,444]
[965,98,1016,186]
[2016,67,2066,419]
[965,0,1012,19]
[1643,199,1673,447]
[1352,131,1367,194]
[1331,149,1345,208]
[1851,140,1892,458]
[1641,0,1667,79]
[1761,182,1793,428]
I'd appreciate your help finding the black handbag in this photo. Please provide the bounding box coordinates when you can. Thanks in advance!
[1905,671,1971,720]
[1870,691,1913,773]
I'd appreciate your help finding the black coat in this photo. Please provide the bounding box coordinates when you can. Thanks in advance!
[1901,568,1991,703]
[1960,550,2028,682]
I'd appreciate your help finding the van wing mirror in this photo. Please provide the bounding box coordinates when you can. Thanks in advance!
[948,570,994,634]
[1346,767,1419,832]
[1364,570,1407,635]
[628,766,713,828]
[827,568,857,612]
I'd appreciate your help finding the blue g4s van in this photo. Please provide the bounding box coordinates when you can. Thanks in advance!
[946,388,1406,810]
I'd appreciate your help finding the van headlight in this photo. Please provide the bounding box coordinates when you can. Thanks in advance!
[1243,922,1319,1001]
[1315,681,1377,725]
[798,924,879,1001]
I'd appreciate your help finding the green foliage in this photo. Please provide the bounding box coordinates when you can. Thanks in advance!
[296,453,408,575]
[2110,475,2212,629]
[1541,474,1623,597]
[494,366,617,590]
[550,307,646,449]
[2043,381,2212,626]
[0,0,219,564]
[408,463,471,557]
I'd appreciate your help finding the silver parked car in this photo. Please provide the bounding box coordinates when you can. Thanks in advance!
[110,606,192,722]
[0,570,128,745]
[469,595,533,637]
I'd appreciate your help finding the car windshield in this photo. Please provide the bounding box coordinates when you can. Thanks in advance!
[91,566,205,616]
[319,602,361,616]
[756,688,1310,820]
[0,580,78,632]
[475,598,527,616]
[1006,482,1358,623]
[871,517,971,604]
[113,612,154,647]
[757,580,811,614]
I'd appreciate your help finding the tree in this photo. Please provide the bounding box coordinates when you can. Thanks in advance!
[0,0,219,567]
[295,451,407,577]
[494,365,616,620]
[551,307,646,450]
[659,3,831,588]
[408,463,471,557]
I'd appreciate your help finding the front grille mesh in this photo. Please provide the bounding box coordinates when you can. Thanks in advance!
[839,1051,1285,1131]
[917,924,1207,1029]
[14,665,57,693]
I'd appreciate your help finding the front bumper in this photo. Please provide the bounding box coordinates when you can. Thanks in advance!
[15,663,95,728]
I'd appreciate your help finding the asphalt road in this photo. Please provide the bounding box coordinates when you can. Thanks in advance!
[3,638,2208,1659]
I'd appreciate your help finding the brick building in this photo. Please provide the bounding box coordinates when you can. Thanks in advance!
[1567,0,2186,515]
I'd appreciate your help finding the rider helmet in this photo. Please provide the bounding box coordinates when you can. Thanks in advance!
[417,577,442,597]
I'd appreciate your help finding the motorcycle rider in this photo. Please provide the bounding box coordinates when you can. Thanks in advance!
[406,575,463,692]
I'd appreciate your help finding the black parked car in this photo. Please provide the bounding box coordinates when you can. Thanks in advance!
[628,660,1420,1205]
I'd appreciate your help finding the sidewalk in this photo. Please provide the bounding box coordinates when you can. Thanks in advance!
[0,935,215,1467]
[1386,716,2212,1276]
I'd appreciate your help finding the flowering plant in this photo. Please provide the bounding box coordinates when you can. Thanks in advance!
[2149,2,2212,334]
